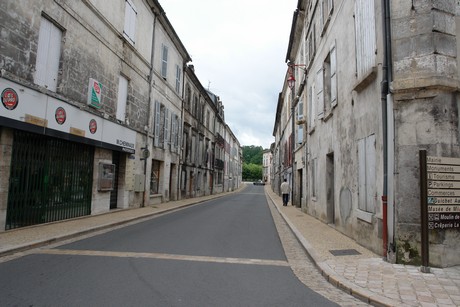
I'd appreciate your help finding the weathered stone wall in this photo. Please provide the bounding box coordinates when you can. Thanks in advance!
[392,0,460,267]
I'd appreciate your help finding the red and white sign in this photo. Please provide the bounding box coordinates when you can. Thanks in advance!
[1,88,19,110]
[55,107,66,125]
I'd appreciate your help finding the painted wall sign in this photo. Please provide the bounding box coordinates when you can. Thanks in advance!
[1,88,19,110]
[55,107,66,125]
[87,78,102,109]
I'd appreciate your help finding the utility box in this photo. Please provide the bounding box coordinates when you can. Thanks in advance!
[134,174,145,192]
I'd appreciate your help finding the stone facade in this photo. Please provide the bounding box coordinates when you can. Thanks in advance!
[274,0,460,267]
[0,0,242,231]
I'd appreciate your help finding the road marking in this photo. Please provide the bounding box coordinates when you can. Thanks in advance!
[37,249,289,267]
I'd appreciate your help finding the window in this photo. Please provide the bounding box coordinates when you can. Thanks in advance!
[153,101,168,148]
[150,160,161,195]
[171,113,180,152]
[124,0,137,44]
[358,134,376,214]
[316,67,324,120]
[320,0,334,34]
[297,96,304,144]
[161,44,168,79]
[305,24,316,67]
[354,0,376,79]
[175,64,181,93]
[116,75,128,121]
[308,82,316,131]
[35,16,62,91]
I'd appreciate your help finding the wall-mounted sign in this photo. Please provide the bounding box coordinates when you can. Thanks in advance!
[1,78,135,154]
[1,88,18,110]
[55,107,66,125]
[89,119,97,134]
[87,78,102,109]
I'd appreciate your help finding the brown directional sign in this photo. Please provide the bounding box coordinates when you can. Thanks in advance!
[426,155,460,230]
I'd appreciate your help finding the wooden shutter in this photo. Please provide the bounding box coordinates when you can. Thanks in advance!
[35,17,61,91]
[316,68,324,119]
[330,42,337,107]
[154,101,160,147]
[116,76,128,121]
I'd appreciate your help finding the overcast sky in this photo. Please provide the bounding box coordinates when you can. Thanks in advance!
[160,0,297,149]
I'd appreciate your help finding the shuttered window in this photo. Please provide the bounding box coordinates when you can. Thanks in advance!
[316,67,324,119]
[116,75,128,121]
[161,44,168,79]
[358,134,376,213]
[124,0,137,44]
[35,17,62,91]
[354,0,376,79]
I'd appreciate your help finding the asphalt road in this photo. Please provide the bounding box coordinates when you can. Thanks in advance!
[0,185,339,306]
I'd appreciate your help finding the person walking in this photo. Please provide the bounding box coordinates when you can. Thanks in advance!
[280,179,290,206]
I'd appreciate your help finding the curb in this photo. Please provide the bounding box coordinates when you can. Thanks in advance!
[265,190,400,307]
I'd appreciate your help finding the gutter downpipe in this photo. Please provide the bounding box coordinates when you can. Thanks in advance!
[143,11,158,207]
[381,0,394,260]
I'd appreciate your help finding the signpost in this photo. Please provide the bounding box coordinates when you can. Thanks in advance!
[420,150,460,272]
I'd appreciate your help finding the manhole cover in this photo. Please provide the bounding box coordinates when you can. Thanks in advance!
[329,249,361,256]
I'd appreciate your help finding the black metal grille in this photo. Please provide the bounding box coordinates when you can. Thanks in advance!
[6,131,94,230]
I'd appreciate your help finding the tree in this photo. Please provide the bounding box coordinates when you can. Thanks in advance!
[242,145,264,165]
[242,163,262,181]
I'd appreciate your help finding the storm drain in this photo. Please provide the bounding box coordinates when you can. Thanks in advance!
[329,249,361,256]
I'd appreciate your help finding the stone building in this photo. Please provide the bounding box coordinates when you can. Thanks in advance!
[0,0,241,231]
[273,0,460,267]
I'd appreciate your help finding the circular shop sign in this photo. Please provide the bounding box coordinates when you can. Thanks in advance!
[89,119,97,134]
[55,107,66,125]
[1,88,19,110]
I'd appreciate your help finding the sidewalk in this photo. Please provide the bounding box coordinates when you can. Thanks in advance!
[1,185,459,306]
[265,186,460,307]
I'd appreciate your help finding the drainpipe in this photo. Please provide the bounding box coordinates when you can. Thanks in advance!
[381,0,394,259]
[143,11,158,207]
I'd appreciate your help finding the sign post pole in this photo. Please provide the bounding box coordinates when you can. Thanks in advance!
[419,150,430,272]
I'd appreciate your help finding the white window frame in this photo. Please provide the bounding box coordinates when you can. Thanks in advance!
[35,16,62,91]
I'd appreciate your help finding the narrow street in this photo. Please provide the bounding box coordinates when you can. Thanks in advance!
[0,186,366,306]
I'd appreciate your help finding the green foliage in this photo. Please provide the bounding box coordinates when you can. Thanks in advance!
[242,145,264,165]
[242,163,262,181]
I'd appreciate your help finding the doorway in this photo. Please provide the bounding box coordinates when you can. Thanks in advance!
[326,152,335,224]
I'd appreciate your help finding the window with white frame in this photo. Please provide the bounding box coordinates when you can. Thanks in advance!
[116,75,128,121]
[123,0,137,44]
[175,64,181,93]
[358,134,376,213]
[354,0,376,79]
[161,44,168,79]
[35,16,62,91]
